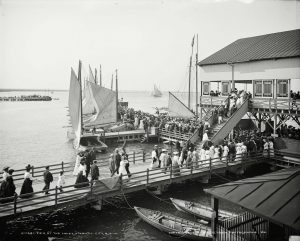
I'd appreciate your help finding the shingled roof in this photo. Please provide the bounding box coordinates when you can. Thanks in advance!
[204,167,300,231]
[198,29,300,66]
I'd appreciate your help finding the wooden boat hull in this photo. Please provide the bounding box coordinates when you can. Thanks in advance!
[170,198,236,222]
[79,135,108,153]
[134,207,212,241]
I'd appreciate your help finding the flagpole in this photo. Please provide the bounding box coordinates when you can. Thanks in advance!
[195,34,199,117]
[94,68,97,85]
[111,73,113,90]
[188,35,195,109]
[78,60,83,134]
[115,69,118,122]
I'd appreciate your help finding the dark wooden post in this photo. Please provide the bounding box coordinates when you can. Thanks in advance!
[211,196,219,241]
[119,174,123,189]
[14,193,18,215]
[133,151,135,164]
[225,156,228,173]
[209,157,212,178]
[143,151,145,162]
[146,168,149,185]
[170,163,173,182]
[31,166,34,177]
[191,162,193,174]
[61,161,64,171]
[55,186,58,208]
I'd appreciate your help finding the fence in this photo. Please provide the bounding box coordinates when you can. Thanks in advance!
[0,151,268,217]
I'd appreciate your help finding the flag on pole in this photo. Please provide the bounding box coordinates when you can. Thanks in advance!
[191,35,195,47]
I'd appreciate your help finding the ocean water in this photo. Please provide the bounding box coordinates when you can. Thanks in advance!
[0,90,237,241]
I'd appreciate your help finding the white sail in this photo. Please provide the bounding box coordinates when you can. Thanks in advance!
[84,82,117,127]
[168,92,195,118]
[68,68,82,148]
[82,66,97,115]
[152,84,162,97]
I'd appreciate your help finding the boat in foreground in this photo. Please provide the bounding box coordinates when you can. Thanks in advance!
[170,198,236,222]
[134,206,212,241]
[78,134,108,153]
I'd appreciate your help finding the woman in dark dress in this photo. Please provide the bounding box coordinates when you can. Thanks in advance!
[74,171,89,188]
[20,165,34,198]
[0,169,16,203]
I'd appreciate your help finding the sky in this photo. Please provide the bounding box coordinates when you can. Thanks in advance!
[0,0,299,91]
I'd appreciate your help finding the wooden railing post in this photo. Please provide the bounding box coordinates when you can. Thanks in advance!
[226,156,228,173]
[209,158,212,178]
[55,186,58,208]
[61,161,64,171]
[143,151,145,162]
[170,163,173,181]
[120,174,123,189]
[14,193,17,215]
[146,168,149,185]
[31,166,34,177]
[191,162,193,174]
[133,151,136,164]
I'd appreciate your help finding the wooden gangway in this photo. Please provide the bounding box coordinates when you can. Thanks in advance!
[0,150,299,222]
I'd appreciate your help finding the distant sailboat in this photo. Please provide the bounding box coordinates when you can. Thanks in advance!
[152,84,162,97]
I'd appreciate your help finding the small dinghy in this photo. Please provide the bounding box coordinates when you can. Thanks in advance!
[134,206,212,241]
[170,198,236,222]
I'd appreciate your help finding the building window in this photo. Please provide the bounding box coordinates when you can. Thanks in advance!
[254,80,262,97]
[203,82,209,95]
[277,79,288,97]
[263,80,272,97]
[222,82,229,96]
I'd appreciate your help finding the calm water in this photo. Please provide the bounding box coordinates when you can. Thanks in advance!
[1,90,234,241]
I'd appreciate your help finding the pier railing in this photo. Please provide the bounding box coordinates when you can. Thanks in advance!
[0,151,270,217]
[159,128,194,142]
[0,150,151,183]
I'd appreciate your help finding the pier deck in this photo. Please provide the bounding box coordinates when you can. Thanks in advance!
[1,150,299,222]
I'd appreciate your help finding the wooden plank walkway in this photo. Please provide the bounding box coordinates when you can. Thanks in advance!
[0,151,298,222]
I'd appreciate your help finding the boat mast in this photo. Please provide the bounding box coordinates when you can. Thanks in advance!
[188,35,195,109]
[94,68,97,84]
[78,60,83,134]
[115,69,118,122]
[111,73,113,90]
[195,34,198,117]
[99,65,102,86]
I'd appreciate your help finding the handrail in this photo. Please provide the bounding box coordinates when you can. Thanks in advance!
[0,151,291,217]
[211,98,249,144]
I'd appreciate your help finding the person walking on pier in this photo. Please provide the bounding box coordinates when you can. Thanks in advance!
[20,164,34,198]
[0,169,16,203]
[108,154,115,175]
[112,149,122,176]
[43,166,53,195]
[91,160,100,182]
[57,171,65,192]
[2,166,9,181]
[119,153,131,178]
[172,152,180,177]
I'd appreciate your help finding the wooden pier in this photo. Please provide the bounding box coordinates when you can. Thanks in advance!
[0,150,299,222]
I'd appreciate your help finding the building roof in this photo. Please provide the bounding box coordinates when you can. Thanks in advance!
[204,167,300,231]
[198,29,300,66]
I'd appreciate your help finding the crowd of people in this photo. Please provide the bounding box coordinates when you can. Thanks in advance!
[278,124,300,140]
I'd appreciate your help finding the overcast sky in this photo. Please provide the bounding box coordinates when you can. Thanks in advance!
[0,0,299,91]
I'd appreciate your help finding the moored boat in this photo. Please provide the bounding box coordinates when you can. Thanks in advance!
[134,206,212,241]
[170,198,236,222]
[78,134,108,153]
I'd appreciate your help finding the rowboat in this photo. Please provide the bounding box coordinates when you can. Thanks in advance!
[170,198,236,221]
[78,134,108,153]
[134,206,212,241]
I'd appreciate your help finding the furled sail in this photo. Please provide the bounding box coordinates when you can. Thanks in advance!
[68,68,82,148]
[168,92,195,118]
[84,82,117,127]
[82,66,97,115]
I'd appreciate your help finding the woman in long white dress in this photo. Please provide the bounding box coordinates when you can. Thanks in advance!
[235,143,243,162]
[192,149,199,169]
[200,148,206,163]
[269,140,275,157]
[213,145,220,162]
[139,119,144,130]
[209,145,215,160]
[263,140,269,157]
[73,152,84,176]
[222,144,229,162]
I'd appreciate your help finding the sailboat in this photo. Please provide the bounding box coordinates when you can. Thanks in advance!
[68,60,116,152]
[152,84,162,97]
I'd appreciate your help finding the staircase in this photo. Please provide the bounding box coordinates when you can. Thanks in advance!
[195,99,249,149]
